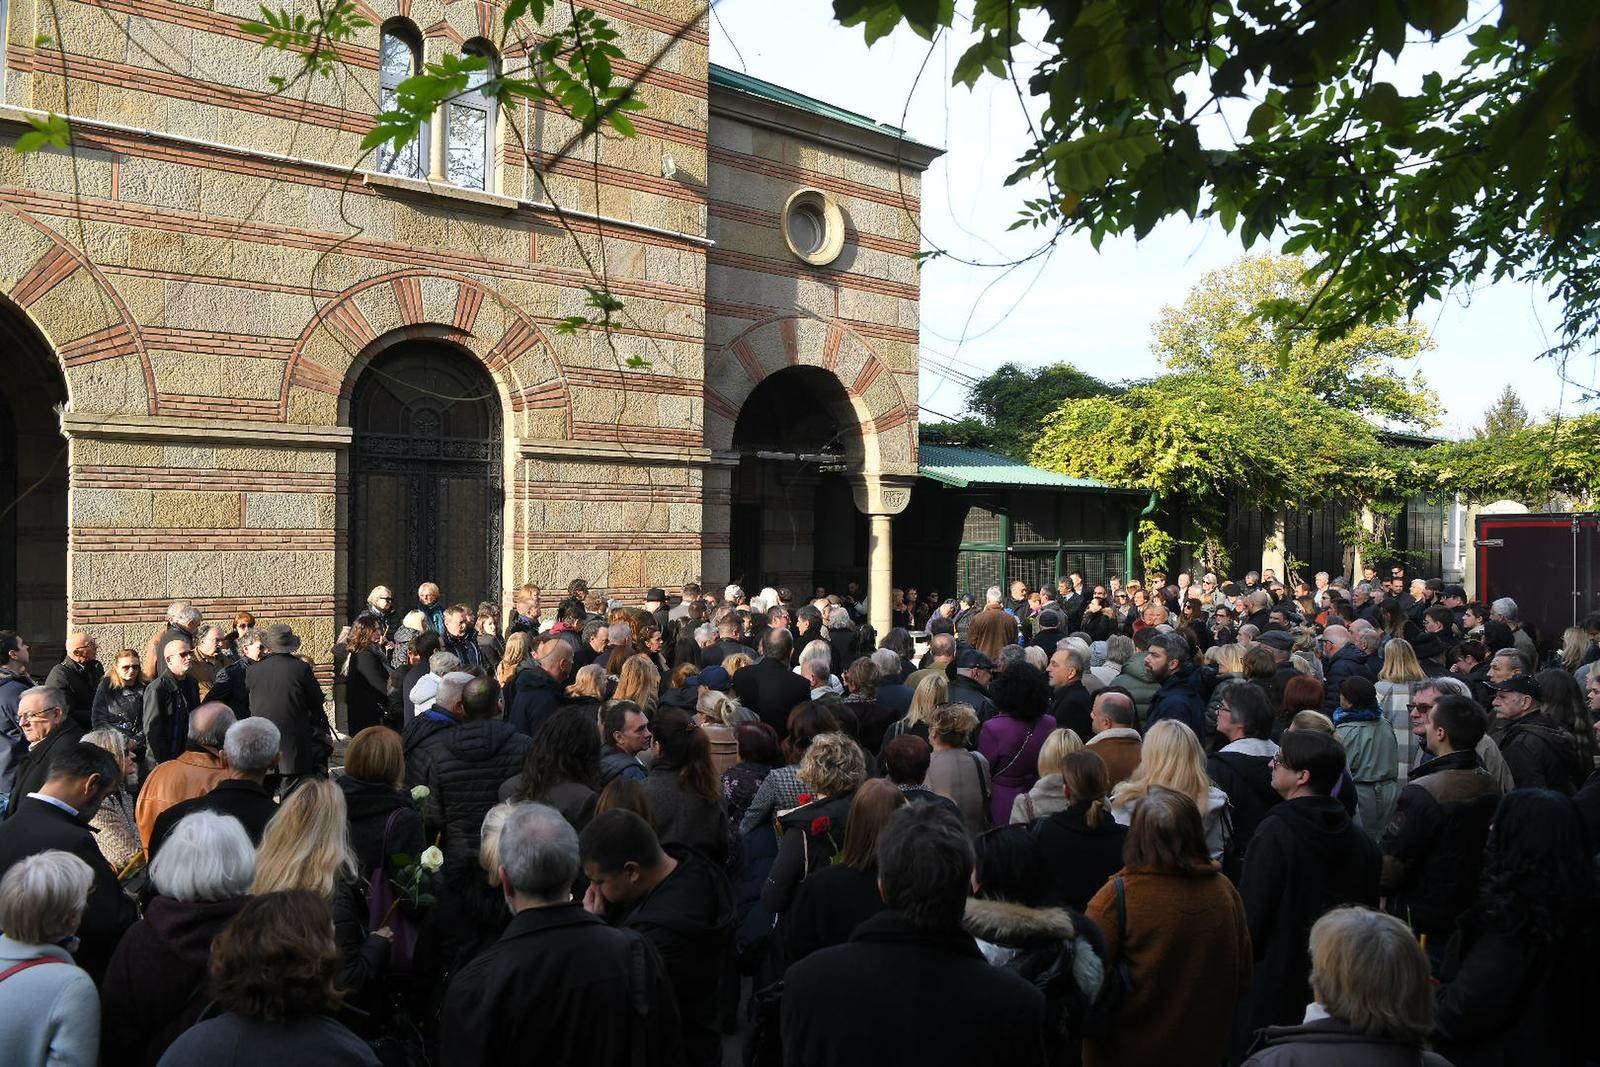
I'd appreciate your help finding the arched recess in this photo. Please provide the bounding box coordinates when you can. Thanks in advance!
[703,313,916,476]
[726,365,869,591]
[347,339,502,613]
[0,204,152,415]
[0,297,69,665]
[282,268,570,441]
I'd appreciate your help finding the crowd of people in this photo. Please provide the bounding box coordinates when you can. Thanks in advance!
[0,564,1597,1066]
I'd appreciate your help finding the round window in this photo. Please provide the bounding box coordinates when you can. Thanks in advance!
[782,188,845,266]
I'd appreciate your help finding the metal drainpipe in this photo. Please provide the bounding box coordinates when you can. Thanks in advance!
[1126,492,1159,579]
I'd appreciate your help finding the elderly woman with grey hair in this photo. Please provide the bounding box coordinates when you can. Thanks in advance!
[0,851,99,1067]
[101,810,256,1065]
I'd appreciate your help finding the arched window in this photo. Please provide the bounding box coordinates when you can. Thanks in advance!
[377,21,426,178]
[447,40,498,191]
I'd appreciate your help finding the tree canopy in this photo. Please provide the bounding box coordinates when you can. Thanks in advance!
[1154,254,1437,427]
[833,0,1600,372]
[1476,384,1531,439]
[921,360,1118,459]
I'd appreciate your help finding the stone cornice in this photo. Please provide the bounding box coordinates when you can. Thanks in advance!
[709,88,943,173]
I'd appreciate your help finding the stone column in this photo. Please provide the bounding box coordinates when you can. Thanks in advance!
[851,475,916,636]
[1261,512,1287,579]
[868,512,893,635]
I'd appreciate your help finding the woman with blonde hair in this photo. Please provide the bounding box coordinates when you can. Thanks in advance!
[879,672,947,750]
[612,654,661,715]
[925,702,991,837]
[695,689,742,776]
[253,778,391,1007]
[1377,638,1427,772]
[1558,626,1590,672]
[1110,719,1229,861]
[762,732,870,915]
[496,631,530,688]
[92,648,147,756]
[721,651,754,677]
[1008,727,1085,824]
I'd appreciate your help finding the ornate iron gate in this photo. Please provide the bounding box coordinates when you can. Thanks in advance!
[349,344,503,614]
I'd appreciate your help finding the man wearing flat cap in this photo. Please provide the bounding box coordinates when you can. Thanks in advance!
[1488,673,1585,794]
[245,624,331,784]
[950,648,997,722]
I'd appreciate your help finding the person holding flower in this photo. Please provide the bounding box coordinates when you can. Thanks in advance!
[338,726,427,889]
[252,777,393,1033]
[760,732,869,920]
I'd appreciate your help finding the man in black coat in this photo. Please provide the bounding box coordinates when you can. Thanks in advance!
[418,676,530,879]
[1206,684,1281,881]
[949,649,999,722]
[508,637,572,738]
[441,803,682,1067]
[143,638,200,765]
[1045,646,1093,739]
[0,742,135,979]
[1238,729,1379,1049]
[1488,674,1585,794]
[6,688,87,810]
[1143,632,1208,738]
[579,811,735,1067]
[148,717,281,857]
[1028,608,1065,658]
[43,631,102,732]
[244,624,329,780]
[1380,693,1499,957]
[732,629,810,734]
[782,802,1045,1067]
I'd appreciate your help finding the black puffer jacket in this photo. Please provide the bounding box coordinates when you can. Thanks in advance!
[421,720,530,877]
[91,680,146,748]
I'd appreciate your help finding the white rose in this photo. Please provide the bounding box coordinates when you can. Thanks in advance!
[418,845,444,872]
[410,785,430,801]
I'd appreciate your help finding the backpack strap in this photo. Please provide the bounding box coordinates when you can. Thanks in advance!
[0,957,64,982]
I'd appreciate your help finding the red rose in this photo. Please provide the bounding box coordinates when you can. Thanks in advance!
[810,815,832,835]
[795,794,814,806]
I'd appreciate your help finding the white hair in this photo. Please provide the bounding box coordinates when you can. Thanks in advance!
[1322,625,1352,650]
[1491,597,1519,622]
[870,648,901,676]
[827,606,851,628]
[694,623,717,645]
[759,587,780,609]
[149,811,256,902]
[429,650,461,676]
[223,717,280,774]
[166,600,201,627]
[985,586,1003,605]
[724,584,744,604]
[0,851,93,943]
[1023,646,1047,670]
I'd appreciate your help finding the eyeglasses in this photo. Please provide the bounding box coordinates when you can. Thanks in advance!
[1406,702,1435,713]
[174,650,193,659]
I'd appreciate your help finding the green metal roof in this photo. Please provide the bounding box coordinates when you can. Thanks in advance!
[709,63,939,153]
[918,445,1138,492]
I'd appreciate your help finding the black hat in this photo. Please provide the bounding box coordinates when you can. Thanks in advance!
[646,587,666,602]
[1486,674,1541,698]
[955,648,996,671]
[1256,630,1296,652]
[1442,584,1466,600]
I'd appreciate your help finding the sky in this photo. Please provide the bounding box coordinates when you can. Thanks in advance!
[707,0,1588,440]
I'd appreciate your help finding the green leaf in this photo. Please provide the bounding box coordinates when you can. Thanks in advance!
[14,113,70,154]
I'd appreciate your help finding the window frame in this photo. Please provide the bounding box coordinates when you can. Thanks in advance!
[376,20,427,179]
[446,38,499,192]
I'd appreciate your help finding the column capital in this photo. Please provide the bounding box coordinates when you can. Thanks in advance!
[849,474,917,516]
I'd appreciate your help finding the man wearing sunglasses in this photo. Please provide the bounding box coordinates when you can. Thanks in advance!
[142,639,200,765]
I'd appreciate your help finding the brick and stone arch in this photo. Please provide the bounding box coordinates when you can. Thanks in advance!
[703,313,916,476]
[282,268,571,440]
[0,204,152,416]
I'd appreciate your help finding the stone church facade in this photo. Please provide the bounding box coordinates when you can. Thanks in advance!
[0,0,937,673]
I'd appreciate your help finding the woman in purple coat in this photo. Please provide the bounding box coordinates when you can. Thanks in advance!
[976,663,1057,826]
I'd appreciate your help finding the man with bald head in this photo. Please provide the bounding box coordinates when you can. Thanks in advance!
[1085,689,1142,786]
[44,630,101,732]
[143,638,201,764]
[134,700,236,845]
